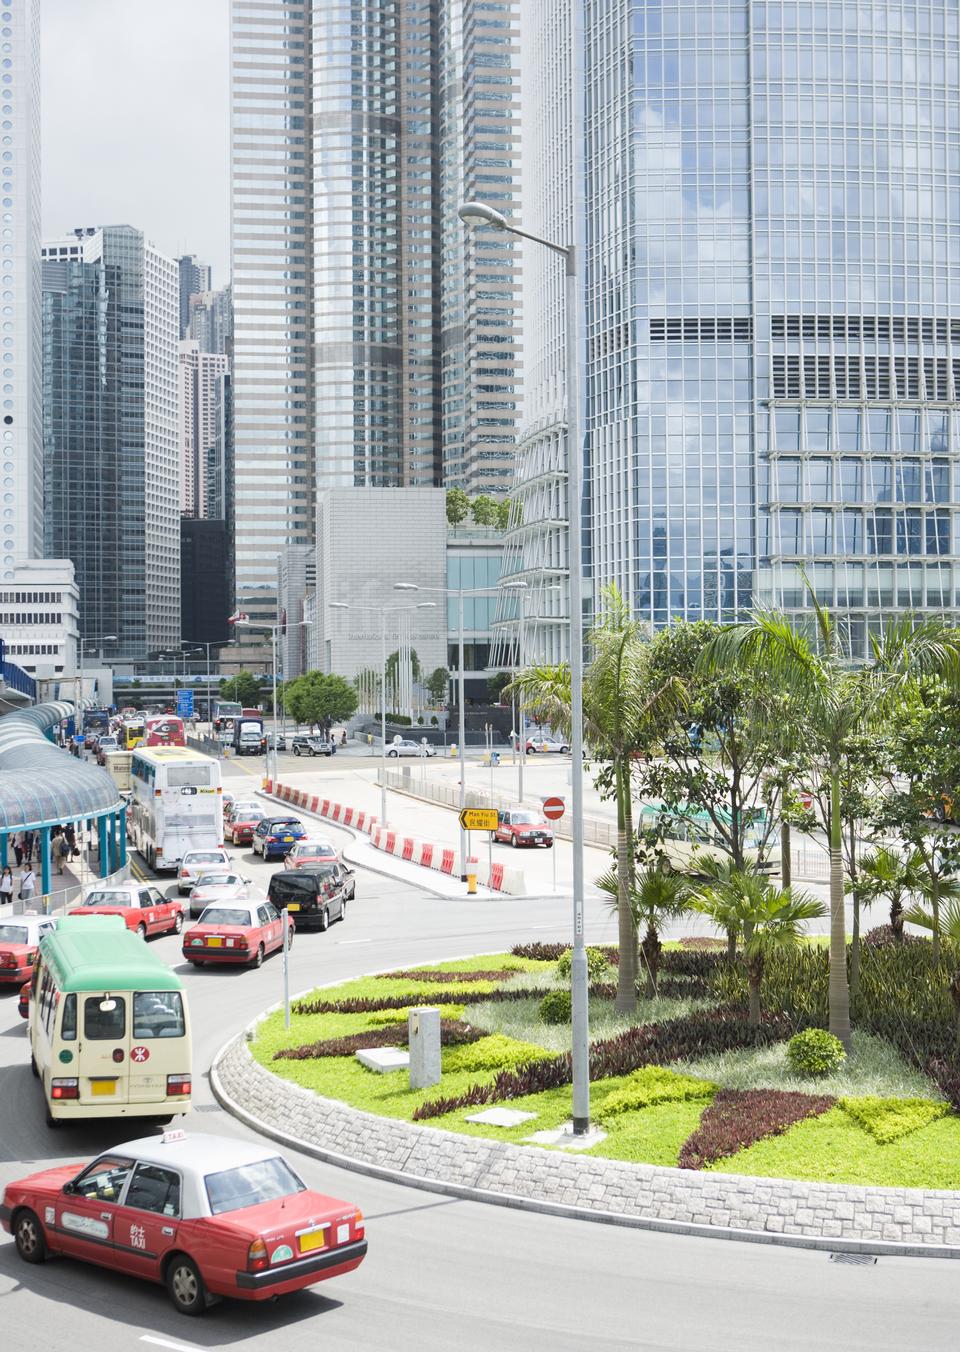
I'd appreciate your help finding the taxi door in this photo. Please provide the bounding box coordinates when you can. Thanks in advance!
[54,1155,132,1263]
[112,1161,182,1277]
[76,993,130,1107]
[137,887,167,935]
[259,902,282,953]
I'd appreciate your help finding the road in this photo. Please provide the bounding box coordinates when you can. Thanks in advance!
[0,757,953,1349]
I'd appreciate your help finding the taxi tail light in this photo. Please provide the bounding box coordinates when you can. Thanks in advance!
[166,1073,191,1096]
[354,1209,365,1238]
[236,935,249,949]
[51,1078,79,1099]
[1,952,18,968]
[247,1237,269,1271]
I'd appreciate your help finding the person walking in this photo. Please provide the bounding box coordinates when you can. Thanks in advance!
[19,864,36,905]
[22,831,34,866]
[0,866,13,906]
[53,832,69,875]
[12,833,22,868]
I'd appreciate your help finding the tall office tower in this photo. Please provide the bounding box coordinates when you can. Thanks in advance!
[2,0,43,575]
[177,254,212,338]
[42,226,181,658]
[504,0,960,659]
[178,340,231,518]
[439,1,523,496]
[186,284,233,357]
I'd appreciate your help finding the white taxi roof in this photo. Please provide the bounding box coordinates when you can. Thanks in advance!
[198,901,257,922]
[82,881,143,902]
[106,1132,292,1219]
[182,849,229,860]
[0,914,57,940]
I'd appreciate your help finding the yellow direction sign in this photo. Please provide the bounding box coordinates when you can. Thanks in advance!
[459,807,499,832]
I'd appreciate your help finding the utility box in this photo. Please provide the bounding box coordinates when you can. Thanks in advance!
[408,1006,441,1090]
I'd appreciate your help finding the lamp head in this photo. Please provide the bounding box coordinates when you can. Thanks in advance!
[459,201,508,230]
[394,582,419,592]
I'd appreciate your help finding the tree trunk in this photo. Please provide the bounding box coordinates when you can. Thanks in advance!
[640,923,661,1000]
[780,817,792,889]
[614,759,638,1015]
[849,818,860,1001]
[828,768,852,1050]
[726,928,737,964]
[950,969,960,1044]
[890,896,904,943]
[747,952,764,1028]
[931,871,942,967]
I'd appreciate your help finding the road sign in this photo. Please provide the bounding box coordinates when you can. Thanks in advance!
[459,807,499,832]
[542,796,565,820]
[177,689,195,717]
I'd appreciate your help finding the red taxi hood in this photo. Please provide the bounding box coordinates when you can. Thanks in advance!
[4,1163,86,1199]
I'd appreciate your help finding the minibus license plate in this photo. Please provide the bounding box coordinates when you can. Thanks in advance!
[91,1080,116,1096]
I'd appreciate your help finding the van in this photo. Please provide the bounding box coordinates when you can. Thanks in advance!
[29,916,192,1125]
[267,865,353,931]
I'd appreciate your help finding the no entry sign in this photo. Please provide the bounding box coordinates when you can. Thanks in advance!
[542,796,565,821]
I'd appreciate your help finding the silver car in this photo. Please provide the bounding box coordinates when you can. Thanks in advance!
[187,871,251,919]
[385,738,436,758]
[177,847,231,894]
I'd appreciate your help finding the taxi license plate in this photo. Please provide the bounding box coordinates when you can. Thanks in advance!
[298,1228,326,1254]
[207,936,223,947]
[285,903,300,912]
[91,1080,116,1096]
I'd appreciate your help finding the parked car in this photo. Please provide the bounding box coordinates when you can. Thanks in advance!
[224,806,265,846]
[0,915,58,985]
[385,738,435,758]
[265,732,286,751]
[69,883,183,939]
[291,735,334,757]
[523,734,570,754]
[284,838,339,870]
[183,900,293,967]
[187,872,250,920]
[266,862,353,931]
[177,848,231,895]
[95,735,119,764]
[1,1131,367,1315]
[494,808,554,849]
[252,817,306,860]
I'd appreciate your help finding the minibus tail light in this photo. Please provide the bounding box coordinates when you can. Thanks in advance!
[51,1078,79,1100]
[166,1073,191,1097]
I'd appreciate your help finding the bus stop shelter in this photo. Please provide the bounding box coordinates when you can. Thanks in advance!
[0,701,126,899]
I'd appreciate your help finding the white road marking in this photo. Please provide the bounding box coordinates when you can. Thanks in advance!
[337,938,371,944]
[140,1337,198,1352]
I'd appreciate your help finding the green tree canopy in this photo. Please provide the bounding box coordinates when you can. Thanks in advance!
[385,647,421,686]
[446,487,470,526]
[496,498,513,531]
[487,671,511,703]
[218,670,264,707]
[283,671,358,728]
[425,666,449,705]
[471,494,499,526]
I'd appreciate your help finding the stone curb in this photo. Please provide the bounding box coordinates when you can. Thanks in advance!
[211,1022,960,1260]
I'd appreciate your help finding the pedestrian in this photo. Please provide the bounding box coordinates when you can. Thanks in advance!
[53,832,68,875]
[341,729,347,746]
[0,866,12,905]
[12,833,22,867]
[19,864,36,904]
[65,824,78,859]
[22,831,34,865]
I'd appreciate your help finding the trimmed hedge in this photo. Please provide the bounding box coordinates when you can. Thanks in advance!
[678,1089,835,1170]
[596,1067,715,1124]
[381,968,519,984]
[274,1019,483,1061]
[443,1035,553,1075]
[786,1028,846,1077]
[838,1095,950,1144]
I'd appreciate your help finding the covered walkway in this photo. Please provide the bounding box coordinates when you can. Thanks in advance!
[0,701,127,901]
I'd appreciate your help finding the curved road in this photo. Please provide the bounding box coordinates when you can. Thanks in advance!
[0,775,954,1350]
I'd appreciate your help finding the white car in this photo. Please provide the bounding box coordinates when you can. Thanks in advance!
[187,872,250,919]
[385,739,436,758]
[524,734,570,754]
[177,848,231,895]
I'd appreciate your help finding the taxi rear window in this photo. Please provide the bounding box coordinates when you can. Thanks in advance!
[205,1157,306,1215]
[83,891,130,906]
[0,924,28,943]
[133,991,185,1039]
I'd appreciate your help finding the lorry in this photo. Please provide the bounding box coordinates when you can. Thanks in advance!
[232,713,266,756]
[103,749,133,794]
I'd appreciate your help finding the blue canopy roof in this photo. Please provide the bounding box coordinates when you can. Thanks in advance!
[0,702,124,831]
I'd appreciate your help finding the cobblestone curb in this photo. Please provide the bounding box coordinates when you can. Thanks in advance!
[212,1032,960,1259]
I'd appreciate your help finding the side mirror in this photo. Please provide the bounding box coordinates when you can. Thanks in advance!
[62,1179,77,1196]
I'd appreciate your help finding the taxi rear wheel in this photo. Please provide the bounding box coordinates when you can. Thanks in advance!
[173,913,183,934]
[252,943,265,968]
[136,923,147,940]
[13,1209,47,1264]
[166,1253,207,1316]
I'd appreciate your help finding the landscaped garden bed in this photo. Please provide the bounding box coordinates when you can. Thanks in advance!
[250,940,960,1188]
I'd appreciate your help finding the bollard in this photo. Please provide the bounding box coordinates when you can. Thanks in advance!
[466,872,477,895]
[408,1006,441,1089]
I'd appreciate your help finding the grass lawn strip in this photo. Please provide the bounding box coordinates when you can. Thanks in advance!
[838,1095,950,1143]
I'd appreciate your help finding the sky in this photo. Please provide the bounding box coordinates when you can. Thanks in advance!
[42,0,230,284]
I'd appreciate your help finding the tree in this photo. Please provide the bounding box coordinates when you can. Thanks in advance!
[509,584,686,1015]
[691,872,825,1026]
[425,667,449,706]
[446,487,470,526]
[385,647,421,686]
[597,865,692,998]
[283,671,357,729]
[471,494,499,526]
[904,897,960,1039]
[218,670,264,707]
[487,671,511,704]
[703,596,960,1048]
[853,845,921,945]
[496,498,512,531]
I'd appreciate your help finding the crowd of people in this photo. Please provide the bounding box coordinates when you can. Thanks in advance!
[0,825,81,909]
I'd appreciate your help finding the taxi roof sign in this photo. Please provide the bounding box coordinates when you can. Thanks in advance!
[458,807,499,832]
[161,1129,187,1144]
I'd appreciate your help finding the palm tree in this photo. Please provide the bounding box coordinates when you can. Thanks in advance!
[509,584,685,1016]
[904,897,960,1039]
[855,845,921,944]
[702,589,960,1049]
[687,854,754,963]
[691,871,826,1026]
[597,865,692,998]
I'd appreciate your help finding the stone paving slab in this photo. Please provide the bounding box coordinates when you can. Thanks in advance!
[212,1033,960,1258]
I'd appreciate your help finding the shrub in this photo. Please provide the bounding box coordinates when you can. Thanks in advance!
[555,946,609,984]
[596,1067,715,1124]
[274,1018,483,1060]
[381,968,518,984]
[786,1028,846,1077]
[538,989,572,1024]
[838,1095,950,1144]
[366,1009,409,1026]
[678,1089,835,1170]
[862,925,924,949]
[443,1035,552,1075]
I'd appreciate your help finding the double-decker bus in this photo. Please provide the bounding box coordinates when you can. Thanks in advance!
[128,746,223,872]
[145,714,187,747]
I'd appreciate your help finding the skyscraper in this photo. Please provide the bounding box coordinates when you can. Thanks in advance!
[178,340,231,519]
[177,254,212,339]
[186,284,233,357]
[506,0,960,659]
[42,226,181,658]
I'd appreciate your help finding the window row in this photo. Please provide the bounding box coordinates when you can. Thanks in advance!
[766,507,952,557]
[768,456,950,503]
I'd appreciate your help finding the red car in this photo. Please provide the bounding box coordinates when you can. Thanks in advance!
[1,1130,367,1315]
[494,808,555,848]
[183,901,294,967]
[283,838,339,870]
[224,805,266,846]
[0,915,57,985]
[69,883,184,939]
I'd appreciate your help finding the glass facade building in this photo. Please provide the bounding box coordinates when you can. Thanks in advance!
[506,0,960,657]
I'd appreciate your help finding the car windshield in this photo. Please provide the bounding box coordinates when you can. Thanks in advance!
[184,853,224,865]
[205,1156,306,1215]
[0,924,28,943]
[512,812,542,825]
[194,875,234,889]
[199,907,252,926]
[82,891,130,906]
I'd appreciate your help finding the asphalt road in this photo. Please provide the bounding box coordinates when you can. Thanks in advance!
[0,761,955,1349]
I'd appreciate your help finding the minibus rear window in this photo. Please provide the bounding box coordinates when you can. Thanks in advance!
[84,995,126,1040]
[133,991,185,1039]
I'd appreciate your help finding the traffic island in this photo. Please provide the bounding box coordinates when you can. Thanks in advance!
[211,946,960,1257]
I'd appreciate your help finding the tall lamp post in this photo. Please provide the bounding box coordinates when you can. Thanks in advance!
[77,634,117,719]
[329,600,436,827]
[234,619,311,783]
[182,639,236,726]
[459,196,590,1133]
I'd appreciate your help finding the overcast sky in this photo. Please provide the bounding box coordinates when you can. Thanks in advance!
[42,0,230,283]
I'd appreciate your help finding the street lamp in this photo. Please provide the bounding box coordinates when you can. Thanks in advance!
[180,640,236,726]
[329,600,436,828]
[233,619,312,783]
[460,196,590,1133]
[500,580,529,801]
[77,634,117,718]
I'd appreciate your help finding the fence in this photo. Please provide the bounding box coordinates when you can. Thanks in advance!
[4,855,131,917]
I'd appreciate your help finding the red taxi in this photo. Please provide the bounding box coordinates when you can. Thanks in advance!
[0,915,57,985]
[224,804,266,846]
[182,901,294,967]
[1,1130,367,1315]
[69,883,184,939]
[494,807,555,848]
[283,838,339,869]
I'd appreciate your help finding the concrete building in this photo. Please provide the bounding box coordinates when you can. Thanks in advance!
[0,557,79,684]
[186,285,233,357]
[178,340,230,519]
[177,254,211,338]
[42,226,181,658]
[276,544,315,682]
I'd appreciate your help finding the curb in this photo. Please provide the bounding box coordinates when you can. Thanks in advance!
[210,1030,960,1262]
